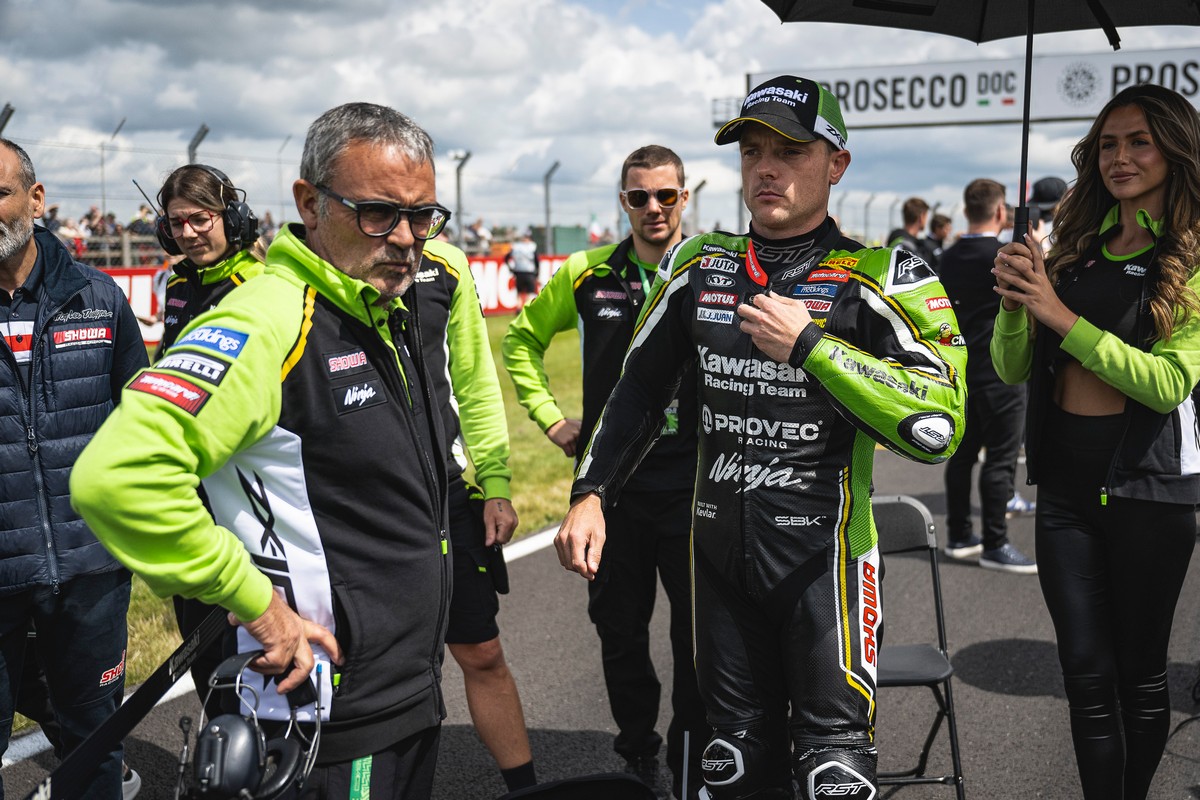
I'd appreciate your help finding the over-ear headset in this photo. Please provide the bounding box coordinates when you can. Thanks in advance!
[156,165,260,257]
[179,650,321,800]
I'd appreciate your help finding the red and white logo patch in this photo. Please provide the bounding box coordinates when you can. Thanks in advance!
[699,291,738,307]
[807,269,850,284]
[128,371,211,415]
[52,326,114,349]
[328,350,368,374]
[802,299,832,313]
[925,296,952,312]
[99,649,126,687]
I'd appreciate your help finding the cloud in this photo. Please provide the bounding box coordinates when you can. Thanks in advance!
[3,0,1199,243]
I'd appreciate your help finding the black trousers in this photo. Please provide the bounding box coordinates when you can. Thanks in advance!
[283,725,440,800]
[588,489,708,799]
[1037,408,1196,800]
[944,380,1026,549]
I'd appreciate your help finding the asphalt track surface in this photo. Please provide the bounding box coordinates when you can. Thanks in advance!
[3,451,1199,798]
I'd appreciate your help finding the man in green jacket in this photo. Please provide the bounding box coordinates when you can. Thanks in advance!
[503,145,706,799]
[73,102,454,798]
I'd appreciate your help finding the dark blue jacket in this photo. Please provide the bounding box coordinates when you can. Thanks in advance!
[0,226,148,593]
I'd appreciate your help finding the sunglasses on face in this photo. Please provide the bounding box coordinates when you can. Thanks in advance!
[620,187,683,209]
[315,184,451,240]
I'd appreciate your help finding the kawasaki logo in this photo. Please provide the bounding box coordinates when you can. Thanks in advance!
[697,346,806,383]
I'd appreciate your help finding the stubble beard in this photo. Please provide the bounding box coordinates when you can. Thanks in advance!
[0,215,34,264]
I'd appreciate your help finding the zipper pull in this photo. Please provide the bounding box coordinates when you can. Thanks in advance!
[440,528,448,555]
[26,426,37,454]
[1100,487,1108,506]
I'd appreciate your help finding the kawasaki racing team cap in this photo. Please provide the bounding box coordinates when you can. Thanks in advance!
[715,75,849,153]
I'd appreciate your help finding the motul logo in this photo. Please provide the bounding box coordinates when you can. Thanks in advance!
[926,296,952,311]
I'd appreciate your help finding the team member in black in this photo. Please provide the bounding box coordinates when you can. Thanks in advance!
[504,146,705,799]
[992,84,1200,800]
[939,178,1037,572]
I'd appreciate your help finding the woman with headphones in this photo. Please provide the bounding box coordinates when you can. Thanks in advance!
[154,164,267,716]
[155,164,266,358]
[991,84,1200,800]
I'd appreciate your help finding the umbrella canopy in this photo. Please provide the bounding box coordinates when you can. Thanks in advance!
[760,0,1200,45]
[758,0,1200,229]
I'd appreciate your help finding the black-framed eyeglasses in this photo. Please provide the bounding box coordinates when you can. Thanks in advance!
[620,187,684,209]
[315,184,451,240]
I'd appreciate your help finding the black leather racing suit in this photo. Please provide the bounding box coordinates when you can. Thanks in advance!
[574,219,967,799]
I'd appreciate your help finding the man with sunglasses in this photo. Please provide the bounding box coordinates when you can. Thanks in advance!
[74,103,455,798]
[556,76,967,800]
[503,145,706,800]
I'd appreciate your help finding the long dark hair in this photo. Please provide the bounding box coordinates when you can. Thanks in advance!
[1047,84,1200,341]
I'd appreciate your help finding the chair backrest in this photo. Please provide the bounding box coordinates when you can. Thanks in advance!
[872,494,936,554]
[871,494,949,653]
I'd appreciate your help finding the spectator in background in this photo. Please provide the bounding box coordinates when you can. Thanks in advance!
[1028,175,1068,248]
[939,178,1037,573]
[467,217,493,254]
[504,145,706,799]
[887,196,938,266]
[41,203,61,234]
[505,228,541,308]
[998,202,1016,243]
[927,212,953,271]
[127,204,155,236]
[0,138,148,798]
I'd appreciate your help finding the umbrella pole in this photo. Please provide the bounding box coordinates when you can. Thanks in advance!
[1014,0,1036,238]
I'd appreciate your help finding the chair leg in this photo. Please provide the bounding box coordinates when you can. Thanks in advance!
[941,678,967,800]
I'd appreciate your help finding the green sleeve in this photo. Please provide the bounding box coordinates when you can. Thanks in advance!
[71,276,298,621]
[1060,270,1200,413]
[501,254,583,432]
[990,304,1034,385]
[801,249,968,463]
[446,253,512,500]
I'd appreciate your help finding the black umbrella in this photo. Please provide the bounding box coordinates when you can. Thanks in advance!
[759,0,1200,231]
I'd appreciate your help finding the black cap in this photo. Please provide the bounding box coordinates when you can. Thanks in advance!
[715,75,849,152]
[1029,176,1067,210]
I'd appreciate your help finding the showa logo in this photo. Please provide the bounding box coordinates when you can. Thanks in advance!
[99,650,126,687]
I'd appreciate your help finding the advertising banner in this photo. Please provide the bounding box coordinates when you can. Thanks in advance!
[750,48,1200,128]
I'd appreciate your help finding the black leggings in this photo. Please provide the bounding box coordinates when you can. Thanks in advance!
[1037,408,1196,800]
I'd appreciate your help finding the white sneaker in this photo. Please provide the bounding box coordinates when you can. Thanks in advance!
[122,763,141,800]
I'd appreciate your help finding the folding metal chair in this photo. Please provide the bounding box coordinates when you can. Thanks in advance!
[871,494,966,799]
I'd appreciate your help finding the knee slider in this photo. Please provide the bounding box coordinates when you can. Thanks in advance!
[795,745,878,800]
[699,728,790,799]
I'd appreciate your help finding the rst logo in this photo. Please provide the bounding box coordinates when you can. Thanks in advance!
[698,255,739,274]
[705,274,735,288]
[699,291,737,306]
[926,296,952,311]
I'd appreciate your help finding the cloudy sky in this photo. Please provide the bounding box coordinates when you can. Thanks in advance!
[3,0,1199,246]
